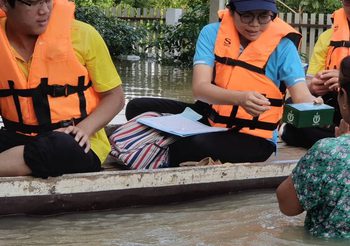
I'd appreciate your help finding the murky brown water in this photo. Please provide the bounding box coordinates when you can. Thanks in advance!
[0,190,348,245]
[118,60,193,102]
[0,61,347,245]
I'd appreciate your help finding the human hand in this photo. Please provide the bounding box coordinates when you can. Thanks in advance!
[320,69,339,92]
[313,96,324,104]
[237,91,271,117]
[308,72,330,96]
[55,126,91,153]
[335,119,350,137]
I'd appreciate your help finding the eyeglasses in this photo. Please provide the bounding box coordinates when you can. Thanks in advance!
[17,0,52,8]
[236,11,275,25]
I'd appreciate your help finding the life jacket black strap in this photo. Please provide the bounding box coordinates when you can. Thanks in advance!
[268,98,283,107]
[2,117,85,134]
[32,78,52,126]
[77,76,88,118]
[329,40,350,48]
[227,105,239,128]
[215,55,265,75]
[0,80,93,98]
[208,107,279,131]
[8,80,24,124]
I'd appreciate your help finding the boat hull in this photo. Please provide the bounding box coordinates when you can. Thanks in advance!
[0,161,297,216]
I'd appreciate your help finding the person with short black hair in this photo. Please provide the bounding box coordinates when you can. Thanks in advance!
[277,55,350,238]
[0,0,125,178]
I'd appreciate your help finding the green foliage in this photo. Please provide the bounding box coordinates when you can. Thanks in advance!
[75,6,146,57]
[278,0,342,14]
[118,0,151,8]
[149,0,208,9]
[145,3,209,66]
[118,0,208,9]
[74,0,116,8]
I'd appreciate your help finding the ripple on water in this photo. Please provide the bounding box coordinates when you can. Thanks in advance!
[0,190,349,246]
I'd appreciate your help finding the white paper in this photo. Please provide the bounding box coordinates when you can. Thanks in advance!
[137,107,228,137]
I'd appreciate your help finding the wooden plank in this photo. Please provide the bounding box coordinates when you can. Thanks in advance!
[0,140,305,215]
[300,13,307,57]
[309,13,316,57]
[317,13,325,39]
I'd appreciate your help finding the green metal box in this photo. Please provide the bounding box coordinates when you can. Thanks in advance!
[282,103,334,128]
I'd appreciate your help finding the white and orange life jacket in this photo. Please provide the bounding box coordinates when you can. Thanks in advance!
[0,0,99,134]
[208,9,301,139]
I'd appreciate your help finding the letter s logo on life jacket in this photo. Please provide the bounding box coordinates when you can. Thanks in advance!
[224,38,231,47]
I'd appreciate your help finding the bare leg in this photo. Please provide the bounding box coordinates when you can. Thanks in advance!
[0,146,32,176]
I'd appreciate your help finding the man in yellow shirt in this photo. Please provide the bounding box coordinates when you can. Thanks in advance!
[281,1,350,148]
[0,0,125,178]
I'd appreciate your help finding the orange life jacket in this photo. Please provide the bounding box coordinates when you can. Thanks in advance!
[325,8,350,70]
[208,9,301,139]
[0,0,99,134]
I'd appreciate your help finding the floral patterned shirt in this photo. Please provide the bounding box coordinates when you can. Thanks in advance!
[292,135,350,238]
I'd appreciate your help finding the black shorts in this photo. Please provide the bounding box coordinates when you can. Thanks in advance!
[0,129,101,178]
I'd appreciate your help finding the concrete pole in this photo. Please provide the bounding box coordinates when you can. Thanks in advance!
[209,0,226,23]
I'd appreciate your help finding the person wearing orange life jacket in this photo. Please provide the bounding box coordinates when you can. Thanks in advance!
[0,0,125,178]
[281,0,350,149]
[125,0,321,166]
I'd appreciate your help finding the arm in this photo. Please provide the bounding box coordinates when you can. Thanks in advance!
[335,119,350,137]
[307,69,340,96]
[306,29,336,95]
[192,64,271,117]
[288,81,322,104]
[192,24,270,117]
[276,175,304,216]
[59,22,125,152]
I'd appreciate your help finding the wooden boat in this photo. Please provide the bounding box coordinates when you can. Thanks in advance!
[0,140,306,216]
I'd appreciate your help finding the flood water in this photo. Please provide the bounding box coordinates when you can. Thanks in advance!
[0,61,348,245]
[0,190,348,245]
[118,60,193,102]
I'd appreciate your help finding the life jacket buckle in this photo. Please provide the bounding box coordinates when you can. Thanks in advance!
[52,84,69,97]
[60,118,76,128]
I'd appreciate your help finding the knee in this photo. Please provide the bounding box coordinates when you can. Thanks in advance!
[125,98,143,120]
[24,131,100,178]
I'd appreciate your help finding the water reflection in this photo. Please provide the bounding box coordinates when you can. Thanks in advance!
[116,60,193,102]
[0,191,348,246]
[0,62,347,245]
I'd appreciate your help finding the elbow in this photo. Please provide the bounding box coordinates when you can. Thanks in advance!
[278,204,303,217]
[192,85,201,101]
[276,183,304,217]
[113,85,126,113]
[119,95,126,111]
